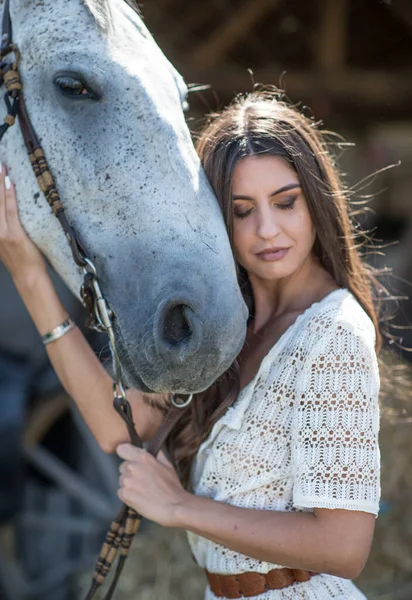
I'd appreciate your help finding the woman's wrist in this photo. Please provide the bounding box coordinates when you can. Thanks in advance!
[12,267,70,336]
[172,490,207,529]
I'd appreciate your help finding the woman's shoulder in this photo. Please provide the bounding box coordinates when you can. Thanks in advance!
[252,288,378,392]
[299,288,376,350]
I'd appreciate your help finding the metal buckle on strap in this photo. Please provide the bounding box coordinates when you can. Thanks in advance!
[82,257,114,331]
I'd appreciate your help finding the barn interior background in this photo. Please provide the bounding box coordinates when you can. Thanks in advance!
[1,0,412,599]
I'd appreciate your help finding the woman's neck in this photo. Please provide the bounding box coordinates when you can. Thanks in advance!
[248,257,338,334]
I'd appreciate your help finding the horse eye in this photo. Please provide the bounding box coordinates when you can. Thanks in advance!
[54,75,99,100]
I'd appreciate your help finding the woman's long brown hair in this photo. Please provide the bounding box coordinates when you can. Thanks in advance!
[166,89,385,488]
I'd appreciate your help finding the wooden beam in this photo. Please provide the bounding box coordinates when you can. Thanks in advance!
[183,65,412,110]
[315,0,349,71]
[208,0,269,63]
[191,0,281,69]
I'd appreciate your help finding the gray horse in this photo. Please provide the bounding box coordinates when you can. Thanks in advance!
[0,0,248,394]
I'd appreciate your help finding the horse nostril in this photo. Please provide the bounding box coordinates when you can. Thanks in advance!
[154,298,203,363]
[163,304,193,345]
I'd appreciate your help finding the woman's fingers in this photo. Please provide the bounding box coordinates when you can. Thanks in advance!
[157,450,174,470]
[0,162,47,280]
[0,164,7,235]
[4,173,24,237]
[0,163,21,236]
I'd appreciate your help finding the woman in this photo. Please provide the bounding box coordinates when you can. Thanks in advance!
[0,91,380,599]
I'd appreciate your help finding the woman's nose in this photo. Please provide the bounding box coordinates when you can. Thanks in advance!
[256,207,280,239]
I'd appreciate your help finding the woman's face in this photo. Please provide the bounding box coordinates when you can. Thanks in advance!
[231,155,316,283]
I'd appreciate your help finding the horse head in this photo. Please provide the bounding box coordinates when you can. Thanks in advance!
[0,0,248,393]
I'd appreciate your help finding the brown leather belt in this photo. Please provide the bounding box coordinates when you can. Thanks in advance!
[205,568,318,598]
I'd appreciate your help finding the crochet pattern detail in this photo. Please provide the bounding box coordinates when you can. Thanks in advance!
[292,318,380,515]
[187,289,379,600]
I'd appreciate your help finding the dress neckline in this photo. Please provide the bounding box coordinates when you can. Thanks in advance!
[196,287,351,449]
[240,287,350,398]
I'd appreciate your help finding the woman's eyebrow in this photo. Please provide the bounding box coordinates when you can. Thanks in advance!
[270,183,301,197]
[233,183,301,201]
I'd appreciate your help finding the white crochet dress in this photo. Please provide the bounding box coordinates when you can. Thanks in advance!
[187,288,380,600]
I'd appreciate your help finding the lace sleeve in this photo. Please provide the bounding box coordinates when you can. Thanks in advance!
[291,320,381,516]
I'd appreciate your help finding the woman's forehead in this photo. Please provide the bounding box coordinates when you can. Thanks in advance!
[232,155,298,192]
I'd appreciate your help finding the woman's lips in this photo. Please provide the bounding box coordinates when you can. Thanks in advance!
[256,248,290,261]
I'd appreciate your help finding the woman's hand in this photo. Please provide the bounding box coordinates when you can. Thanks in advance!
[0,164,47,285]
[117,444,190,527]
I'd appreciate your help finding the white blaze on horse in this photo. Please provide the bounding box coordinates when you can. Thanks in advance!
[0,0,248,393]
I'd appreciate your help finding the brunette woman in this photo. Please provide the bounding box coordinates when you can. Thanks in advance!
[0,91,380,599]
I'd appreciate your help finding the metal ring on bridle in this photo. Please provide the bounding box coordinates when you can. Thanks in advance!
[170,393,193,408]
[82,257,115,331]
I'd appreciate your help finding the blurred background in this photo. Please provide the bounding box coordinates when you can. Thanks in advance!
[1,0,412,598]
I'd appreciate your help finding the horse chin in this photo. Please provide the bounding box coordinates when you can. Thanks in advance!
[112,322,241,395]
[116,344,210,395]
[121,369,155,394]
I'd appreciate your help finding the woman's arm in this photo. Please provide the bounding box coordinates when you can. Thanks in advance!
[15,273,164,451]
[116,444,376,581]
[0,168,163,452]
[177,495,375,579]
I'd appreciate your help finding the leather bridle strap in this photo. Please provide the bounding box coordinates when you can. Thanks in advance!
[19,95,88,267]
[0,28,87,268]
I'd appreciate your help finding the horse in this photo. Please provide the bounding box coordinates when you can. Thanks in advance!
[0,0,248,395]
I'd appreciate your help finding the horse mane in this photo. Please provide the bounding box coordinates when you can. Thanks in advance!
[83,0,141,32]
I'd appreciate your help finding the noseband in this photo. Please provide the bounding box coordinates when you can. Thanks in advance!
[0,1,193,598]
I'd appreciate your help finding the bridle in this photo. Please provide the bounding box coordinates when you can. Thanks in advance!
[0,0,193,598]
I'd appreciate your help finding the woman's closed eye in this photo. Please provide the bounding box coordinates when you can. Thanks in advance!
[234,206,253,219]
[278,195,297,210]
[233,196,297,219]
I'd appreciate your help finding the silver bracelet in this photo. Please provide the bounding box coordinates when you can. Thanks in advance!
[41,317,76,346]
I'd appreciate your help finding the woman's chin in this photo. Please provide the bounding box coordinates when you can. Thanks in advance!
[250,267,291,282]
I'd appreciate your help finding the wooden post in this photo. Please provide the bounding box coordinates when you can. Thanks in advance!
[316,0,349,71]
